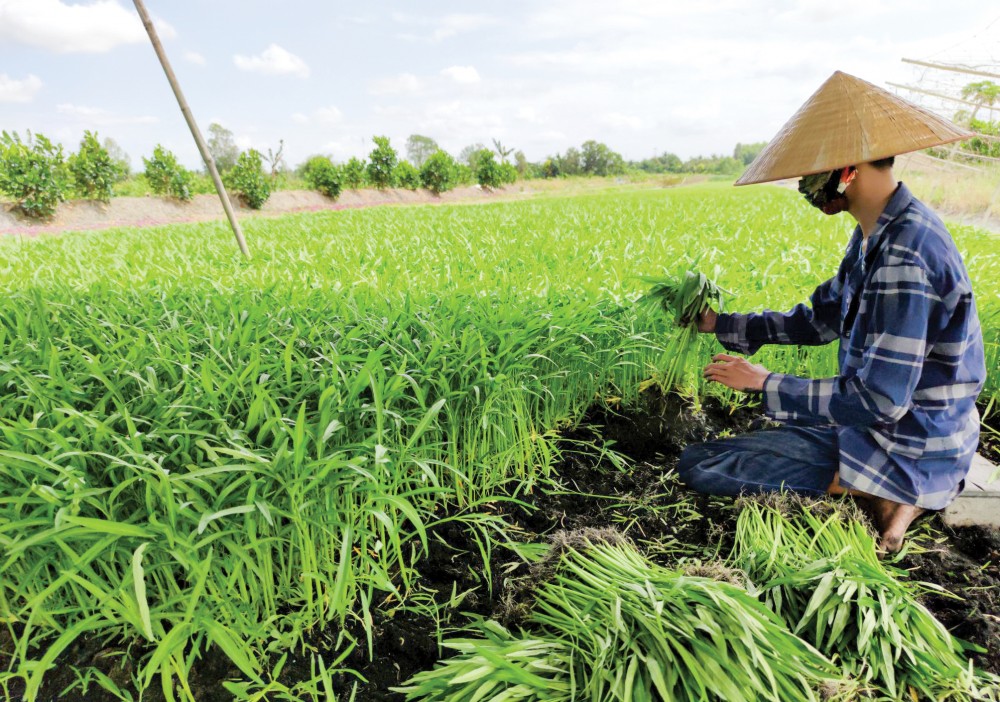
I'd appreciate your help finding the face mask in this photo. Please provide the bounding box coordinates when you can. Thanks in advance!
[797,167,855,215]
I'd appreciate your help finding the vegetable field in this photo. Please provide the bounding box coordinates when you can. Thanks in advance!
[0,183,998,701]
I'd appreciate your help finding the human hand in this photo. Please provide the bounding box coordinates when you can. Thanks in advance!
[696,308,717,333]
[703,353,770,392]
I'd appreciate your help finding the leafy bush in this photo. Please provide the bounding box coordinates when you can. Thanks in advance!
[499,162,518,185]
[455,163,474,186]
[228,149,271,209]
[69,130,116,203]
[143,145,194,201]
[419,150,458,194]
[300,155,332,182]
[343,157,367,189]
[475,149,502,189]
[0,130,70,219]
[394,160,421,190]
[367,136,398,189]
[303,156,343,199]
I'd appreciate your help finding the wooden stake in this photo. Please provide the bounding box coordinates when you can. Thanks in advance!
[132,0,250,259]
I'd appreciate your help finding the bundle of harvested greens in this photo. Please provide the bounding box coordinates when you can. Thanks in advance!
[637,268,729,393]
[398,530,839,702]
[732,497,1000,701]
[394,620,574,702]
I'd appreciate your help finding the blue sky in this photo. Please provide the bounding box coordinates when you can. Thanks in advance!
[2,0,998,171]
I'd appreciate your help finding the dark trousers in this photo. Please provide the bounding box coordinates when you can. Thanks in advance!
[676,425,839,497]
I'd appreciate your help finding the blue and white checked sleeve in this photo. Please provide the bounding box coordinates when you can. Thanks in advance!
[762,259,935,427]
[715,274,843,355]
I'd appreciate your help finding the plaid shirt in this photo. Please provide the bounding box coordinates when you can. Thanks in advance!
[716,183,986,509]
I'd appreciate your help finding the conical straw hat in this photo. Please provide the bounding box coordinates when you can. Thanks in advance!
[735,71,972,186]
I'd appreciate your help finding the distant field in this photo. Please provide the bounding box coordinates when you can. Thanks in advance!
[1,183,997,700]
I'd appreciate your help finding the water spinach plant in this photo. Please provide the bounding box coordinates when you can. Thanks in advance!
[732,497,1000,700]
[399,530,840,702]
[0,183,996,699]
[637,268,729,393]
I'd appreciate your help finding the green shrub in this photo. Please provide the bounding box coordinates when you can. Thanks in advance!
[69,130,116,203]
[143,145,193,201]
[455,163,474,186]
[394,160,421,190]
[300,155,332,182]
[475,149,502,189]
[343,157,367,189]
[228,149,271,209]
[303,156,343,199]
[499,162,518,185]
[0,130,70,219]
[540,158,560,178]
[419,150,458,194]
[367,136,398,189]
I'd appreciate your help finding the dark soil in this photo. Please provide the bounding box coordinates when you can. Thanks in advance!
[980,409,1000,465]
[6,395,998,701]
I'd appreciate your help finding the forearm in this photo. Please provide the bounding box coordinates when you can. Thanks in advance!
[716,304,837,356]
[762,373,909,427]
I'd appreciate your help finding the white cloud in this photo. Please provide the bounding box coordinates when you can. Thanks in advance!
[322,141,348,156]
[441,65,481,85]
[234,44,310,78]
[599,112,644,130]
[517,107,542,123]
[183,51,206,65]
[0,0,175,53]
[431,14,496,41]
[290,106,343,125]
[56,103,158,126]
[538,130,569,143]
[369,72,423,95]
[0,73,42,103]
[314,106,343,124]
[392,12,498,42]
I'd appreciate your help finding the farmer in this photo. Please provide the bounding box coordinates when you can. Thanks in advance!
[677,71,986,553]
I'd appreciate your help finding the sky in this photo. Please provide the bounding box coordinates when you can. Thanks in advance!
[1,0,999,171]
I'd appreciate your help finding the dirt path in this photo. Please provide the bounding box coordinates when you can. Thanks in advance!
[0,185,528,237]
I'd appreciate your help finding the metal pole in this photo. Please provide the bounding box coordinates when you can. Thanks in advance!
[132,0,250,259]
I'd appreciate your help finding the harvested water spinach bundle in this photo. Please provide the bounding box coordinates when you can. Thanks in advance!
[637,269,729,393]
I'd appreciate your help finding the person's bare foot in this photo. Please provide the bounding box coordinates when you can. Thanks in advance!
[869,497,925,554]
[826,473,925,554]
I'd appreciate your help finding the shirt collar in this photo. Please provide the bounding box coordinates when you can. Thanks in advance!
[855,181,913,254]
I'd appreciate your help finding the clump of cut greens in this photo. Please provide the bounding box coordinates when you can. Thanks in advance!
[399,531,840,702]
[637,269,729,393]
[393,621,573,702]
[732,497,1000,701]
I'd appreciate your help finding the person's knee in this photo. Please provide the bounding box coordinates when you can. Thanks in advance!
[676,444,713,492]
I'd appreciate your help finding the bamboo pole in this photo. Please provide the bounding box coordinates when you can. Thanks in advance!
[886,81,1000,112]
[902,58,1000,82]
[132,0,250,259]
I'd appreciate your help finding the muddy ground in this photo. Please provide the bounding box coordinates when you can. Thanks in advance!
[5,397,999,701]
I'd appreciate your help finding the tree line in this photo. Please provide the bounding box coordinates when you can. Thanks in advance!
[1,122,768,221]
